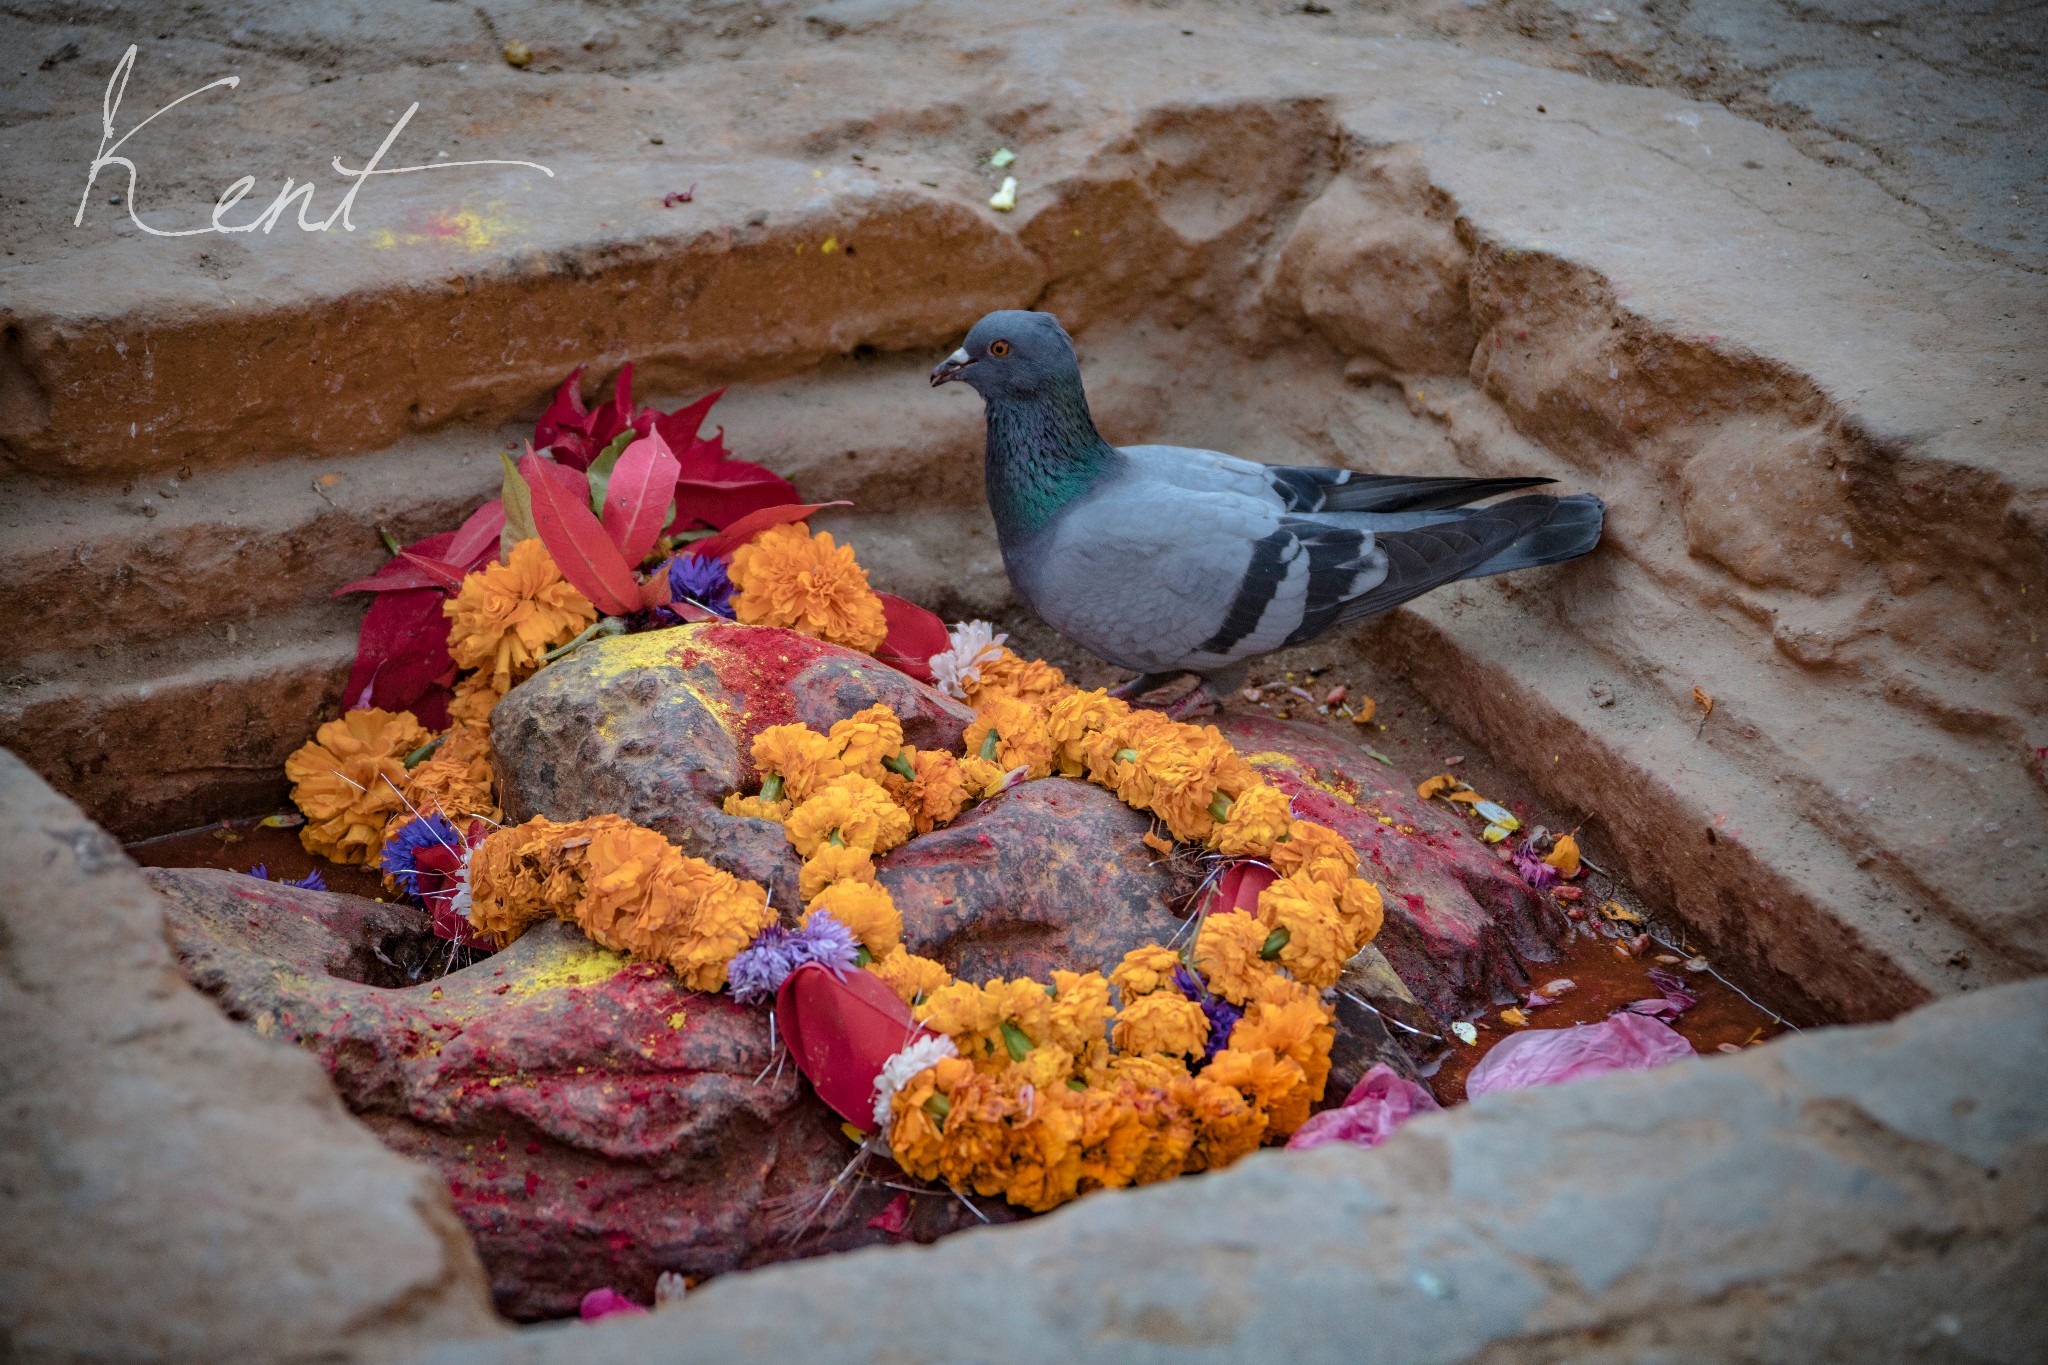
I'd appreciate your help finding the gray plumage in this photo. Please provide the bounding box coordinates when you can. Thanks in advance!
[931,310,1605,708]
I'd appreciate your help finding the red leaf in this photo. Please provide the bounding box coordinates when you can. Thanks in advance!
[521,454,641,616]
[649,387,726,453]
[669,599,720,623]
[872,593,950,683]
[866,1192,911,1236]
[342,588,454,720]
[533,367,589,449]
[334,529,459,596]
[1208,861,1277,917]
[670,466,803,532]
[776,962,932,1130]
[683,501,850,562]
[397,551,468,592]
[445,499,507,571]
[639,568,674,611]
[602,429,683,568]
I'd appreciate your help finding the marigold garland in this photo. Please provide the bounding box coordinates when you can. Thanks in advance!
[444,538,597,694]
[285,708,432,864]
[727,522,888,652]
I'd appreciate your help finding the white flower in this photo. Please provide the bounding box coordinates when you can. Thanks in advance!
[928,620,1008,701]
[871,1033,959,1130]
[655,1271,687,1308]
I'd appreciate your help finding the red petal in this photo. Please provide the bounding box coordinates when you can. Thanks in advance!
[775,962,932,1130]
[397,550,468,592]
[682,501,851,561]
[649,388,726,456]
[342,588,454,717]
[1209,861,1277,916]
[872,593,950,683]
[601,429,683,567]
[639,569,674,611]
[521,454,640,615]
[866,1192,911,1235]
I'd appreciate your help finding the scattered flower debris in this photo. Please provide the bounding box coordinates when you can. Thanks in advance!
[663,186,696,207]
[988,176,1018,211]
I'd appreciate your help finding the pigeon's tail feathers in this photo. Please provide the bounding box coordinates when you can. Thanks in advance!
[1304,494,1561,640]
[1308,472,1556,514]
[1467,493,1605,577]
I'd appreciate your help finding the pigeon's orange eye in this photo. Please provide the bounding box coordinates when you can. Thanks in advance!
[989,340,1011,357]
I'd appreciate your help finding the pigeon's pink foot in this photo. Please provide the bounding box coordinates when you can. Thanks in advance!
[1108,671,1185,702]
[1164,687,1218,721]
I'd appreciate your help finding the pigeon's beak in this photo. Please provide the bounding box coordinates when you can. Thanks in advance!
[929,348,974,387]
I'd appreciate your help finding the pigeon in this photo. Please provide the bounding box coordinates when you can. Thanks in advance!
[931,310,1605,716]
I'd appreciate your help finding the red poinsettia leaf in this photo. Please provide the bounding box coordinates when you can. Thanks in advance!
[333,528,462,596]
[1209,860,1278,917]
[521,453,641,615]
[602,429,683,568]
[649,387,726,456]
[397,550,469,592]
[776,962,933,1130]
[343,587,454,718]
[669,473,803,534]
[669,598,720,623]
[683,501,851,561]
[445,499,507,572]
[872,593,950,683]
[532,366,592,458]
[639,568,674,611]
[578,363,637,458]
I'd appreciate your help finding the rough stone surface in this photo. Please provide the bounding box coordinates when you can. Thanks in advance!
[0,752,504,1364]
[405,976,2048,1365]
[491,622,974,906]
[154,869,999,1323]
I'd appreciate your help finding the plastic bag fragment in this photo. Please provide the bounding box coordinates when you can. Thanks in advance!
[1465,1012,1694,1098]
[1286,1064,1442,1151]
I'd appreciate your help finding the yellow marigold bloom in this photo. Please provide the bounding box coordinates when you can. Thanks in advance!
[798,843,875,902]
[1205,1046,1314,1137]
[866,948,953,1006]
[1091,1051,1192,1091]
[1171,1074,1266,1172]
[916,977,1055,1071]
[1250,970,1322,1012]
[1123,1084,1200,1185]
[930,1067,1024,1197]
[444,538,597,694]
[1339,877,1385,951]
[804,879,902,957]
[1044,688,1133,778]
[1013,1042,1079,1092]
[916,979,1001,1047]
[727,522,888,652]
[721,793,791,823]
[1066,1084,1150,1193]
[881,748,973,833]
[782,774,913,857]
[286,708,432,865]
[1256,872,1352,989]
[883,1055,973,1179]
[965,650,1073,709]
[447,672,506,731]
[1206,782,1294,858]
[957,755,1012,800]
[827,704,904,779]
[401,725,499,824]
[962,693,1056,780]
[1079,705,1172,788]
[1190,909,1278,1005]
[1136,727,1259,844]
[1111,992,1210,1059]
[1232,996,1336,1102]
[1003,1089,1087,1212]
[749,724,847,803]
[1268,819,1360,890]
[1109,944,1184,1001]
[1543,832,1582,877]
[465,815,594,946]
[1045,970,1115,1056]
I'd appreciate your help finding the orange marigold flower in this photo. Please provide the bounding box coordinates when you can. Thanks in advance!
[721,793,791,823]
[1339,876,1385,951]
[964,649,1073,710]
[401,724,500,825]
[447,671,507,731]
[1231,996,1336,1102]
[916,977,1055,1070]
[1109,944,1184,1001]
[1045,970,1115,1056]
[465,815,594,946]
[1190,909,1278,1005]
[1091,1052,1191,1092]
[1137,727,1259,844]
[783,774,913,857]
[727,522,888,652]
[798,843,876,902]
[957,755,1012,800]
[286,707,433,865]
[804,878,902,957]
[884,1055,975,1180]
[444,538,598,694]
[1171,1074,1267,1172]
[827,704,905,779]
[881,748,974,833]
[1256,872,1352,989]
[1111,992,1210,1059]
[1267,819,1360,890]
[962,693,1056,780]
[1044,689,1134,778]
[1206,782,1294,858]
[749,723,847,803]
[1012,1041,1080,1092]
[866,947,953,1006]
[1204,1046,1314,1137]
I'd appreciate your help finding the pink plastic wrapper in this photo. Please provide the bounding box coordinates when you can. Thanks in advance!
[579,1287,648,1321]
[1466,1012,1694,1098]
[1286,1064,1442,1151]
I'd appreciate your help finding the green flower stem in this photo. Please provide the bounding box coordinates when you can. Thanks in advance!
[923,1093,952,1123]
[882,750,917,780]
[1209,792,1233,823]
[759,774,785,803]
[1115,747,1138,763]
[854,946,873,968]
[541,616,625,664]
[979,729,1002,761]
[999,1020,1034,1062]
[378,526,404,556]
[1260,927,1291,960]
[402,734,445,770]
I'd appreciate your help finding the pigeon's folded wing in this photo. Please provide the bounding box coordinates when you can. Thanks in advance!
[1118,443,1554,514]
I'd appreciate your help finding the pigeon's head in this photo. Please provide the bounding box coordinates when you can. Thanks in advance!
[930,310,1079,401]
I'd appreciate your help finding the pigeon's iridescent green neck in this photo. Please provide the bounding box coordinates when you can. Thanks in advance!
[983,384,1118,539]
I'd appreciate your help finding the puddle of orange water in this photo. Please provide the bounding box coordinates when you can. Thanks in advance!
[127,816,389,901]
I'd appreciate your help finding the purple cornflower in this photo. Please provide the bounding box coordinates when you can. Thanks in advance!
[1173,963,1243,1062]
[1511,839,1559,890]
[378,813,462,899]
[246,864,328,892]
[726,912,863,1003]
[665,554,736,619]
